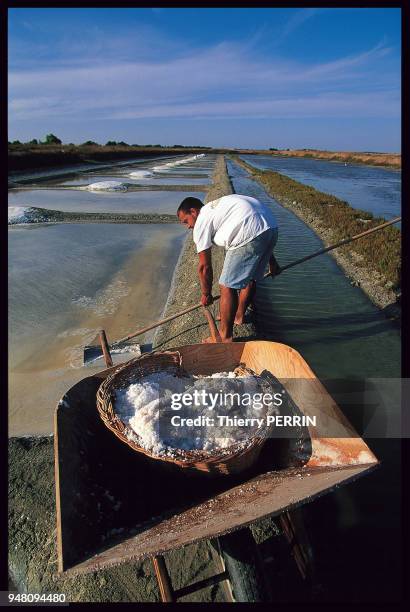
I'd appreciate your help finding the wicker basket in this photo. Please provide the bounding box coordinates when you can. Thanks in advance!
[96,350,270,476]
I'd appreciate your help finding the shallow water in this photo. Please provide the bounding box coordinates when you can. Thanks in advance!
[8,189,205,214]
[30,155,216,187]
[9,155,186,184]
[8,222,186,435]
[8,155,216,436]
[228,158,401,602]
[45,174,211,187]
[227,159,400,379]
[241,154,401,222]
[10,153,216,187]
[159,167,211,175]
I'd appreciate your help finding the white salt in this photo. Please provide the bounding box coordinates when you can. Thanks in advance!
[129,170,153,179]
[87,181,128,191]
[152,154,205,172]
[114,370,269,458]
[8,206,33,224]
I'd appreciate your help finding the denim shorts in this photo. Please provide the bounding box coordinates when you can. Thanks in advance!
[219,227,278,289]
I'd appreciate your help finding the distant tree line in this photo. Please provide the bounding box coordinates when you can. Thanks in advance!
[9,135,213,149]
[9,133,62,146]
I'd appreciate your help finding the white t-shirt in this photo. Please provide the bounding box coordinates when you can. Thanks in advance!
[193,194,278,253]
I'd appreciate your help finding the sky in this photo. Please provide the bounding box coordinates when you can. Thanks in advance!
[8,7,401,151]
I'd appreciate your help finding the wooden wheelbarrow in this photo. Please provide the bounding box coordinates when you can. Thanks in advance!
[54,340,378,601]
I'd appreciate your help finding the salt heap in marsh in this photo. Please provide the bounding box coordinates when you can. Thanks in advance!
[128,170,153,179]
[86,181,128,192]
[8,206,35,224]
[152,154,205,172]
[114,369,269,457]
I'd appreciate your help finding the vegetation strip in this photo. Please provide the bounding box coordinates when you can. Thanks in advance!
[238,149,401,169]
[231,156,400,314]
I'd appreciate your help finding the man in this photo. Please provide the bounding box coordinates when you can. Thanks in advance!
[177,194,280,343]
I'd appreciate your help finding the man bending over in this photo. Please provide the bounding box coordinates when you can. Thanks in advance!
[177,194,280,343]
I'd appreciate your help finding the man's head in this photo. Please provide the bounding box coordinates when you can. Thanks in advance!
[177,197,204,229]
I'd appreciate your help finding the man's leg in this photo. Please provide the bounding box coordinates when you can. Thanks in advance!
[235,280,256,325]
[219,284,237,341]
[203,284,237,343]
[216,280,256,324]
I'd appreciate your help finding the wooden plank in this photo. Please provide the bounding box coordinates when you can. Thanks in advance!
[60,463,376,576]
[236,341,378,467]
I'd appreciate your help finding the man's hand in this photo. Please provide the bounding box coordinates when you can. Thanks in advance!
[201,293,213,306]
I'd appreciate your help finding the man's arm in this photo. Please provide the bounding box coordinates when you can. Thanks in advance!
[198,248,213,306]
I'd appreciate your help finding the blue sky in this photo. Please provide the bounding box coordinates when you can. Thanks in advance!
[8,8,401,151]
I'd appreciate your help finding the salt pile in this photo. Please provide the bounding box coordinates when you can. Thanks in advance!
[152,154,205,172]
[87,181,128,191]
[8,206,34,224]
[128,170,153,179]
[114,370,269,457]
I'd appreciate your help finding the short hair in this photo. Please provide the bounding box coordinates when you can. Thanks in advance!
[177,197,204,215]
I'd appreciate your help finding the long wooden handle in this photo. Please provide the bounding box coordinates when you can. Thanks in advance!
[113,216,400,346]
[113,296,221,346]
[202,306,222,342]
[99,330,113,367]
[264,216,401,278]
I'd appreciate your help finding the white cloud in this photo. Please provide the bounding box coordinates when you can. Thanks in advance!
[278,8,323,42]
[8,38,399,122]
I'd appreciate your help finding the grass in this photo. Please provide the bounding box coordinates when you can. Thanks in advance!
[233,156,401,289]
[236,148,401,169]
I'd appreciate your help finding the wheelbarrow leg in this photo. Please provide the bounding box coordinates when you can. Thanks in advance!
[279,509,316,583]
[152,555,175,602]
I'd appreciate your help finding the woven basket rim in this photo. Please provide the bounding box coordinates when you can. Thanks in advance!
[96,351,271,467]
